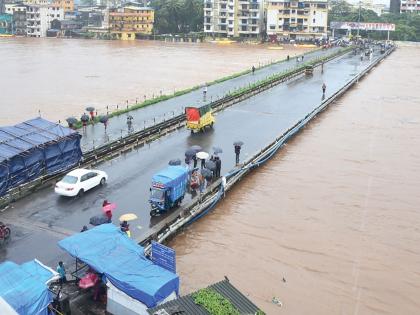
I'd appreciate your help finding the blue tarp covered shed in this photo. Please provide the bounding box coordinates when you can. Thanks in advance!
[0,117,82,195]
[0,260,54,315]
[58,224,179,308]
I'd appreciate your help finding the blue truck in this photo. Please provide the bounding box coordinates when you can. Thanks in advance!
[149,165,188,216]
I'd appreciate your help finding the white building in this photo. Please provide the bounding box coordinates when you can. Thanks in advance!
[266,0,328,40]
[26,4,63,37]
[400,0,420,12]
[204,0,264,38]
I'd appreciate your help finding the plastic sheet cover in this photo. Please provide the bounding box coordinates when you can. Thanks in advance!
[58,224,179,308]
[0,261,53,315]
[0,117,82,196]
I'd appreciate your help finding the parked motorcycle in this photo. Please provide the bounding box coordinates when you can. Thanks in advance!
[0,222,11,243]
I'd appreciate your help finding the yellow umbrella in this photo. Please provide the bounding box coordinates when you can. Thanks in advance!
[119,213,138,222]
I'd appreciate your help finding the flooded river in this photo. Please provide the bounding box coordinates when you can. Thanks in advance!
[169,45,420,314]
[0,38,304,125]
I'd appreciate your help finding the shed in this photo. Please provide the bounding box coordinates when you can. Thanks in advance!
[147,279,263,315]
[0,117,82,195]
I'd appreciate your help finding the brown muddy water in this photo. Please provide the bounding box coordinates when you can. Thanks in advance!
[169,45,420,314]
[0,38,305,125]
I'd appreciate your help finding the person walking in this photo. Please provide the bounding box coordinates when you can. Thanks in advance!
[322,83,326,95]
[57,261,67,285]
[203,84,208,101]
[200,158,205,169]
[252,66,255,75]
[234,145,241,165]
[287,55,290,61]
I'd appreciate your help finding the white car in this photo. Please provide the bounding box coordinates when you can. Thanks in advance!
[55,169,108,197]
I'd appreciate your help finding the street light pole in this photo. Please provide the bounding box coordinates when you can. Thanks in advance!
[357,1,361,38]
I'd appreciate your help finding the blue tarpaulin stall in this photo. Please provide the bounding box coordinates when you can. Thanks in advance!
[0,260,56,315]
[58,224,179,308]
[0,117,82,195]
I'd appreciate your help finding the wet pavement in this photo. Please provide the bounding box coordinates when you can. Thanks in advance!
[78,47,342,151]
[0,48,383,268]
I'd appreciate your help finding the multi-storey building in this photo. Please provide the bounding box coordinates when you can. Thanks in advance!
[266,0,328,40]
[400,0,420,12]
[389,0,401,13]
[204,0,264,38]
[26,4,63,37]
[51,0,74,14]
[108,5,154,40]
[5,3,28,35]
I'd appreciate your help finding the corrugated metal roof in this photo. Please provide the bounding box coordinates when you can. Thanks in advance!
[148,279,262,315]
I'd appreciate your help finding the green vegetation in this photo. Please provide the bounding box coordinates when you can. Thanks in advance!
[71,48,347,130]
[329,0,420,41]
[151,0,203,34]
[192,288,240,315]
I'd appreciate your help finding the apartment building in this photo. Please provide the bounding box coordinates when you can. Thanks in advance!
[52,0,74,14]
[5,2,28,34]
[26,4,63,37]
[400,0,420,12]
[203,0,264,38]
[266,0,328,40]
[109,5,154,40]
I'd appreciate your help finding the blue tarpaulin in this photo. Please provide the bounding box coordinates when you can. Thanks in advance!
[58,224,179,308]
[0,261,53,315]
[152,165,188,186]
[0,117,82,195]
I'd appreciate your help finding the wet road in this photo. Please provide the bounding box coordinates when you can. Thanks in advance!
[79,47,341,151]
[0,49,382,267]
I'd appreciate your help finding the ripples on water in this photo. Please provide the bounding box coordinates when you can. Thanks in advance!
[169,46,420,314]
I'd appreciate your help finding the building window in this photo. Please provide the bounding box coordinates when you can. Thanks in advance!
[313,10,316,14]
[252,26,256,31]
[312,18,315,23]
[270,25,275,29]
[206,25,210,30]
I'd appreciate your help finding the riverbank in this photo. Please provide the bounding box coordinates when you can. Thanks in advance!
[0,38,311,125]
[169,45,420,314]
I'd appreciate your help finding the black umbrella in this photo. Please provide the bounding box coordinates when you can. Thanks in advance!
[66,117,77,127]
[89,214,109,226]
[185,148,196,158]
[99,115,109,124]
[190,145,202,152]
[80,113,90,122]
[205,160,216,171]
[213,146,223,154]
[201,168,213,180]
[233,141,244,147]
[86,106,95,112]
[127,114,133,120]
[168,158,181,166]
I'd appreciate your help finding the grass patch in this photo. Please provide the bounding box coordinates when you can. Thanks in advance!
[72,47,349,130]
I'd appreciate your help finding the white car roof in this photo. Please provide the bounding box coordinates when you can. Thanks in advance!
[66,168,94,177]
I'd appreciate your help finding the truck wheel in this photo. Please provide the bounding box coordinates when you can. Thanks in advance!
[150,209,157,217]
[100,178,106,186]
[210,122,214,128]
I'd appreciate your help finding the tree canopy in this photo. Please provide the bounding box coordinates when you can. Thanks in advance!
[329,0,420,41]
[151,0,203,34]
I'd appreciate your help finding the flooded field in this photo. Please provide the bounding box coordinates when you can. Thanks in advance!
[0,38,305,125]
[169,45,420,314]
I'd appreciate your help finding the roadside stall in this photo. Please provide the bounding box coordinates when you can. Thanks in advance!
[58,224,179,315]
[0,259,59,315]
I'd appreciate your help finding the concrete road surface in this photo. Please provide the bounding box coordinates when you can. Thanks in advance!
[0,49,382,267]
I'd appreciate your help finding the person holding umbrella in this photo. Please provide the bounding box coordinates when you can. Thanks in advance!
[81,113,89,132]
[86,106,95,122]
[233,141,243,165]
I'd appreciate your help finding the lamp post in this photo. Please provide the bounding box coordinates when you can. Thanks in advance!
[357,1,361,38]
